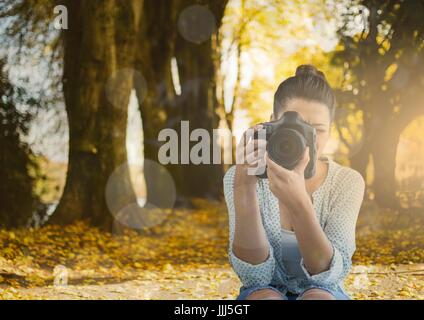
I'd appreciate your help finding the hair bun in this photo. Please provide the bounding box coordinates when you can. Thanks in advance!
[295,64,326,80]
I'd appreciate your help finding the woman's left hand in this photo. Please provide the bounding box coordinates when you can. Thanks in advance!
[266,147,312,212]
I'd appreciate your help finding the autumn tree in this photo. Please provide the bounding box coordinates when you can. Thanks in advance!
[135,0,229,205]
[2,0,145,227]
[0,59,39,227]
[333,0,424,208]
[1,0,230,226]
[49,0,144,227]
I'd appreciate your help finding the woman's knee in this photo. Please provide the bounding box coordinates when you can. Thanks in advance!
[298,288,335,300]
[246,288,285,300]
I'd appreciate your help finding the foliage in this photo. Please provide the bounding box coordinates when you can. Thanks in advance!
[0,199,423,299]
[0,0,423,300]
[0,59,40,227]
[220,0,346,137]
[0,0,60,67]
[331,0,424,207]
[333,0,424,137]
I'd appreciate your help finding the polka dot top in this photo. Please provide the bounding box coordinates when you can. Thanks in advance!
[223,157,365,293]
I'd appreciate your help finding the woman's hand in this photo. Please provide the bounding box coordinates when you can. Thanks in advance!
[232,125,273,265]
[266,147,311,213]
[266,148,335,276]
[235,124,267,186]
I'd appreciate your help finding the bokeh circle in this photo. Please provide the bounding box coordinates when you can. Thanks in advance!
[105,159,176,231]
[177,5,217,44]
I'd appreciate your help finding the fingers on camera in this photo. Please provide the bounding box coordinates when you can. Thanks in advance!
[236,128,267,165]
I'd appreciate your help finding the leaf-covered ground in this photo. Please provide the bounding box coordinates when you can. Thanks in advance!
[0,199,423,300]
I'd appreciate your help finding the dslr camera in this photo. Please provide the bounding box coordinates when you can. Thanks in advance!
[253,111,317,179]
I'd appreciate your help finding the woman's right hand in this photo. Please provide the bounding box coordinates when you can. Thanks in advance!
[232,125,271,265]
[235,124,267,186]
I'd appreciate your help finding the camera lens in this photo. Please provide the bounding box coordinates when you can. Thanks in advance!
[267,128,306,169]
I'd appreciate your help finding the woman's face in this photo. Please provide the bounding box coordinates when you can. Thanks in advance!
[272,98,331,160]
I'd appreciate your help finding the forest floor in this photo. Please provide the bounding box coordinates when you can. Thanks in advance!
[0,199,423,300]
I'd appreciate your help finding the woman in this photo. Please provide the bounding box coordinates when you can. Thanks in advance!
[223,64,365,300]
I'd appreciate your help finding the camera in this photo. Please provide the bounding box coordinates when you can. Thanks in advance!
[253,111,317,179]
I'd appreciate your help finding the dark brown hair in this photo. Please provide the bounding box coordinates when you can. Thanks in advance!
[273,64,336,122]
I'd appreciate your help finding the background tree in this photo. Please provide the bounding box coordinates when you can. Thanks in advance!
[3,0,422,226]
[134,0,182,207]
[173,0,228,200]
[1,0,231,226]
[50,0,143,228]
[0,59,39,227]
[333,0,424,208]
[135,0,229,205]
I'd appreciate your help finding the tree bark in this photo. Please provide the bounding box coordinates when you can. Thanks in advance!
[172,0,229,199]
[51,0,143,228]
[134,0,183,207]
[370,123,401,208]
[349,112,372,183]
[340,1,424,209]
[135,0,228,204]
[174,38,223,199]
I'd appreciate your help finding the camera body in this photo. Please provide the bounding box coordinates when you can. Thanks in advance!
[254,111,317,179]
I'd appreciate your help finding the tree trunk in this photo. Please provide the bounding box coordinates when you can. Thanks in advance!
[349,113,372,183]
[350,143,370,183]
[51,0,143,228]
[171,0,228,200]
[134,0,183,207]
[135,0,228,204]
[370,124,401,209]
[370,92,424,209]
[337,0,424,210]
[365,89,424,209]
[174,38,223,199]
